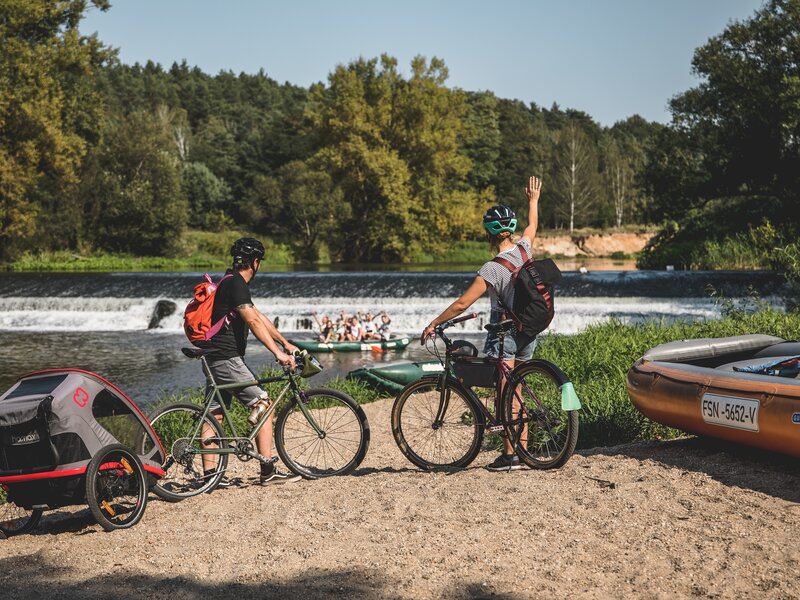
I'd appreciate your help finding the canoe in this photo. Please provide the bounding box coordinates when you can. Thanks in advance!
[627,334,800,458]
[347,360,444,394]
[290,337,412,353]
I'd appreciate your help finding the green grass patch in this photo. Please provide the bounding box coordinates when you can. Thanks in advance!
[3,229,295,272]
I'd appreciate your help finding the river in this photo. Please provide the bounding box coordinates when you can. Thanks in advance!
[0,268,784,408]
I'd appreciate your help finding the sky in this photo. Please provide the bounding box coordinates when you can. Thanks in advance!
[81,0,765,126]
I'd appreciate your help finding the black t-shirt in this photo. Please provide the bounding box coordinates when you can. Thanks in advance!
[208,269,253,360]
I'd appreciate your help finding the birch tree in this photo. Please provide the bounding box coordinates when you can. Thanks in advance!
[552,121,598,233]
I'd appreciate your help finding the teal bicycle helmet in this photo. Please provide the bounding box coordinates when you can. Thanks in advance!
[483,205,517,235]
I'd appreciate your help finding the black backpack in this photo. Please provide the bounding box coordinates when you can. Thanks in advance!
[492,245,562,337]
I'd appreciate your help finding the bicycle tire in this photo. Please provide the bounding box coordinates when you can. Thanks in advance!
[391,377,484,470]
[85,444,148,531]
[146,402,228,501]
[275,389,369,479]
[0,502,42,537]
[502,362,579,470]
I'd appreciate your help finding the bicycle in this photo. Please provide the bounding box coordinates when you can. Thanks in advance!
[391,313,579,470]
[144,349,370,501]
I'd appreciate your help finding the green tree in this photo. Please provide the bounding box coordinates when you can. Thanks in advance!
[0,0,111,260]
[641,0,800,266]
[87,111,188,254]
[182,162,232,230]
[306,55,488,261]
[252,161,345,261]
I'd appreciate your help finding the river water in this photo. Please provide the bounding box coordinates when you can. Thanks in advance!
[0,269,784,409]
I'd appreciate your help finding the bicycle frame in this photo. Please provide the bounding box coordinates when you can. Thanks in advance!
[184,356,326,459]
[433,322,548,446]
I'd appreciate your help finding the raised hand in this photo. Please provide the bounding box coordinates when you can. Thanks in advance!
[525,175,542,203]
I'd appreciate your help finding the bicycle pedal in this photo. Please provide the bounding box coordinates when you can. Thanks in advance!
[488,425,505,433]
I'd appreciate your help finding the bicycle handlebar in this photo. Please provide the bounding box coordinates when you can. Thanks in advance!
[436,312,478,332]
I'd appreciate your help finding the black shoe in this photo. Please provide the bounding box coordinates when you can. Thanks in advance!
[259,464,301,485]
[486,454,523,472]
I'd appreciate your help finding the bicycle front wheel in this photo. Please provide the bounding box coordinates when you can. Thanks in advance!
[502,363,579,469]
[146,403,228,501]
[391,378,484,470]
[275,389,369,479]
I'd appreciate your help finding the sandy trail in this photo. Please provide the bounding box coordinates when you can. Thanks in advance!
[2,398,799,599]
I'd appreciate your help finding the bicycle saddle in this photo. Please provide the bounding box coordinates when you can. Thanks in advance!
[181,347,214,359]
[484,320,515,335]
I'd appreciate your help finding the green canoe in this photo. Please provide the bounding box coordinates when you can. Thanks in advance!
[290,337,412,353]
[347,360,444,394]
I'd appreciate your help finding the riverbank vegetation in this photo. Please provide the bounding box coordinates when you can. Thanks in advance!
[1,0,661,269]
[1,1,797,271]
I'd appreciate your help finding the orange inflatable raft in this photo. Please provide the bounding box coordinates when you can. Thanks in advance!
[627,334,800,458]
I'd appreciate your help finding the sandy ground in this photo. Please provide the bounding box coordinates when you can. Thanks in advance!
[2,397,800,599]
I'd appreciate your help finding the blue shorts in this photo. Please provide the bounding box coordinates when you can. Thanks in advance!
[483,330,537,361]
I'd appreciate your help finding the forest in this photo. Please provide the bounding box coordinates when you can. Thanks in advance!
[1,0,798,268]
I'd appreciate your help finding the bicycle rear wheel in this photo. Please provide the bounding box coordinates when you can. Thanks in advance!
[391,378,484,470]
[275,389,369,479]
[502,363,578,469]
[146,403,228,501]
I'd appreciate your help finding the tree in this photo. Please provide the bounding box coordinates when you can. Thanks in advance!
[552,121,599,233]
[87,111,188,254]
[0,0,111,259]
[182,162,232,230]
[645,0,800,231]
[306,54,488,261]
[252,161,345,261]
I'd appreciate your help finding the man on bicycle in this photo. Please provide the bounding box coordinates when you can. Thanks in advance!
[203,237,301,484]
[421,176,542,472]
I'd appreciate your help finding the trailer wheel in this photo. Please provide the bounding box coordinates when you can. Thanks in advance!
[85,444,148,531]
[0,496,42,537]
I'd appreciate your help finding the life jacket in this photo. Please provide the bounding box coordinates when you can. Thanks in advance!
[491,245,562,337]
[184,274,237,346]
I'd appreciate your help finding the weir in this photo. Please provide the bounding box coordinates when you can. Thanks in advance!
[0,271,783,334]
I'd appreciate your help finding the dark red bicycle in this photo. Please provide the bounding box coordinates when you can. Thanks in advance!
[391,313,579,470]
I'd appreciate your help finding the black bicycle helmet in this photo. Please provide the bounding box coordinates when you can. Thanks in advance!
[231,237,265,268]
[482,205,517,235]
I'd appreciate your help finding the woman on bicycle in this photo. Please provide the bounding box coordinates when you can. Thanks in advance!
[421,175,542,471]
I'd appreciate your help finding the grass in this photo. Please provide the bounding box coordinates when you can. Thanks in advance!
[3,230,295,272]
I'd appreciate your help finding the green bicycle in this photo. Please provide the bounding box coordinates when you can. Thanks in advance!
[144,348,370,501]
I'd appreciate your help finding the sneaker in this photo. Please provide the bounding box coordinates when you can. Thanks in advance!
[259,463,301,485]
[486,454,524,472]
[247,399,270,426]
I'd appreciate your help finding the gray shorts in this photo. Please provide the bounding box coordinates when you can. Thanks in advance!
[205,357,268,411]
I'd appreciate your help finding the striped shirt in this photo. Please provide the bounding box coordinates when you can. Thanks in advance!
[477,239,532,313]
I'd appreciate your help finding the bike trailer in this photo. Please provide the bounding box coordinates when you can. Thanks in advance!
[0,369,165,534]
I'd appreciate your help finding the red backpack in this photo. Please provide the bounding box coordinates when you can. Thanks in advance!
[184,274,237,346]
[492,245,562,337]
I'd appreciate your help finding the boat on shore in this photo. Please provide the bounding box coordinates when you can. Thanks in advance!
[290,337,412,353]
[627,334,800,458]
[347,360,444,394]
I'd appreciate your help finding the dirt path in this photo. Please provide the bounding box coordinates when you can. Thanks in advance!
[2,398,799,599]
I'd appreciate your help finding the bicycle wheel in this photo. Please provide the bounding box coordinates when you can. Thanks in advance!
[502,363,579,469]
[392,378,484,470]
[146,402,228,501]
[275,389,369,478]
[0,494,42,537]
[86,444,148,531]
